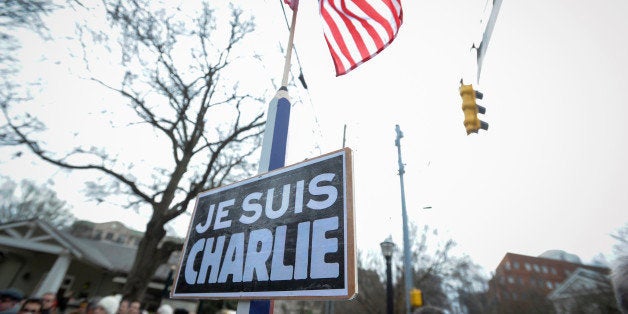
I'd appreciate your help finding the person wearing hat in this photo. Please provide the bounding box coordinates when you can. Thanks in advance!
[0,288,24,314]
[156,304,172,314]
[93,296,120,314]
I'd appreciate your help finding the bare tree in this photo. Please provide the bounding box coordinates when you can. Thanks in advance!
[0,0,57,139]
[450,257,490,313]
[389,224,489,313]
[0,176,75,227]
[0,0,57,64]
[333,267,386,314]
[611,223,627,257]
[1,0,265,300]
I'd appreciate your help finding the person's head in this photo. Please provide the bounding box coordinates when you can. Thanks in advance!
[18,299,43,314]
[41,293,56,310]
[85,300,98,314]
[612,255,628,313]
[156,304,173,314]
[94,296,120,314]
[0,288,24,311]
[116,299,129,314]
[128,301,141,314]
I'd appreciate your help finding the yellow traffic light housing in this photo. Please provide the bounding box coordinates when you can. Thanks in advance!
[411,288,423,308]
[459,84,488,134]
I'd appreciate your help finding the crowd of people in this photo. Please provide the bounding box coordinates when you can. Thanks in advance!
[0,289,59,314]
[0,289,187,314]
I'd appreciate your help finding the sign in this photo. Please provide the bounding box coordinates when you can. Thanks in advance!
[172,148,356,299]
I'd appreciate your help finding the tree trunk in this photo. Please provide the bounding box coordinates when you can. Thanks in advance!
[122,216,167,300]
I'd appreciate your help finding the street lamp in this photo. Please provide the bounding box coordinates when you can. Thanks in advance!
[380,236,395,314]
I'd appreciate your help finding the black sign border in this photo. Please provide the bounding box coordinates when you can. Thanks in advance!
[171,148,356,300]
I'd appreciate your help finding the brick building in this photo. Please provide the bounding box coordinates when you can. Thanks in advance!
[489,252,609,301]
[487,251,615,313]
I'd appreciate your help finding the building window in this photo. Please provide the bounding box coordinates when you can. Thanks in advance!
[535,278,543,287]
[542,266,548,273]
[517,277,524,285]
[105,232,114,240]
[513,261,520,269]
[546,281,553,289]
[533,264,540,272]
[551,267,557,275]
[505,261,511,270]
[508,276,515,284]
[525,262,531,271]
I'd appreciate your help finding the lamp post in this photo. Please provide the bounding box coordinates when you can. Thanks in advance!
[380,236,395,314]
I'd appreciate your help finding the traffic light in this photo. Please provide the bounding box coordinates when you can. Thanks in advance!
[459,84,488,134]
[410,288,423,308]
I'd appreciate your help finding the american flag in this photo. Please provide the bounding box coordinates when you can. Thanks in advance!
[320,0,403,76]
[284,0,299,11]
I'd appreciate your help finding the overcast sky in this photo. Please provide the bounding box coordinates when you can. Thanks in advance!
[261,0,628,271]
[2,0,627,274]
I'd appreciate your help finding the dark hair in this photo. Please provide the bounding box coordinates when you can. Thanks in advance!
[20,298,43,312]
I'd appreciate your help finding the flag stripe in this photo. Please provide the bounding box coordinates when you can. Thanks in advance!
[321,3,355,75]
[335,1,372,60]
[320,0,403,76]
[348,0,389,47]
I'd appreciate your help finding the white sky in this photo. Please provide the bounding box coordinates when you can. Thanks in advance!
[262,0,628,271]
[2,0,628,274]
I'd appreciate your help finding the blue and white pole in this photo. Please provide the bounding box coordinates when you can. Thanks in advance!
[236,2,298,313]
[258,87,291,172]
[235,87,291,314]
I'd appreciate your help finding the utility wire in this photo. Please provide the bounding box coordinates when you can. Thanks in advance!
[277,0,325,155]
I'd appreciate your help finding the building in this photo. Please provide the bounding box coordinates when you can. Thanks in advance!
[69,220,144,247]
[0,218,194,312]
[548,267,618,313]
[487,251,618,313]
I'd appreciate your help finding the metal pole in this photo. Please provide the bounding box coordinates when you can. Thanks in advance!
[395,124,412,314]
[385,255,394,314]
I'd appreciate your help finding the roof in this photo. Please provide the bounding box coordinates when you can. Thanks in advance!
[539,250,582,264]
[548,267,612,300]
[499,252,610,274]
[0,219,176,280]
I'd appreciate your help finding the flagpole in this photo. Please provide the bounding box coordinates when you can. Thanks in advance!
[236,4,298,314]
[281,6,298,87]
